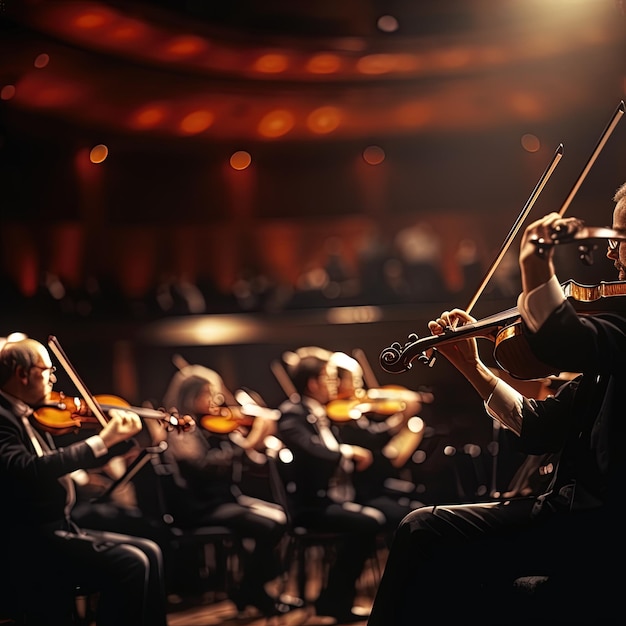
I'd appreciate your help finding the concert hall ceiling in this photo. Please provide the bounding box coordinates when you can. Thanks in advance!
[1,0,623,144]
[0,0,624,303]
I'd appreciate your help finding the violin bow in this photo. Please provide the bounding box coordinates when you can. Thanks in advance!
[423,143,563,368]
[464,143,564,315]
[557,100,624,218]
[532,100,624,258]
[47,335,109,428]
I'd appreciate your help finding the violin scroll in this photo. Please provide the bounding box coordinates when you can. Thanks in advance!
[379,334,422,374]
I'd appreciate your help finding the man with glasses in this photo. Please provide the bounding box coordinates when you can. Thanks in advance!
[0,336,193,625]
[368,182,626,625]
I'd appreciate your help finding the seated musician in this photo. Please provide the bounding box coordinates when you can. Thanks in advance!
[276,347,386,623]
[326,350,428,539]
[0,336,193,626]
[368,186,626,625]
[159,363,289,618]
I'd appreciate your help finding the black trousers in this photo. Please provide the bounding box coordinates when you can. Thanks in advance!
[295,500,383,617]
[7,523,167,626]
[368,497,619,626]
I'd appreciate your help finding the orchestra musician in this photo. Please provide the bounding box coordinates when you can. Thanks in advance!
[159,363,289,618]
[276,348,386,623]
[368,184,626,625]
[0,336,194,626]
[326,351,428,539]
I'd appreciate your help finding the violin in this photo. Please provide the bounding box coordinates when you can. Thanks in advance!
[380,275,626,380]
[380,101,626,381]
[199,402,280,434]
[326,397,408,422]
[33,391,181,435]
[326,385,430,422]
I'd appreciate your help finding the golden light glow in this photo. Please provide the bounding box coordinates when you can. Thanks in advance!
[253,53,289,73]
[307,106,341,134]
[230,151,252,170]
[306,54,341,74]
[258,110,294,138]
[180,110,214,134]
[89,144,108,163]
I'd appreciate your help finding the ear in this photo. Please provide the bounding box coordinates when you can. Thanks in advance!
[15,364,29,384]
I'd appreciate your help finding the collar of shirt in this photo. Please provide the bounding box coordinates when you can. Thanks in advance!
[0,389,33,418]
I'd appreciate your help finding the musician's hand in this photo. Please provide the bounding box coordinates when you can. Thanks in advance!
[100,408,142,448]
[346,444,373,472]
[519,213,581,292]
[428,309,480,367]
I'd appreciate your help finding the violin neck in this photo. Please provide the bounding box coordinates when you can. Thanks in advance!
[98,403,170,422]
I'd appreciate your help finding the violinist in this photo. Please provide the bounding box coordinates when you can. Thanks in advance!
[276,348,385,623]
[326,351,427,539]
[159,365,289,618]
[368,185,626,625]
[0,336,193,626]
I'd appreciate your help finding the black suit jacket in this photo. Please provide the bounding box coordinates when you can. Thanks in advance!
[0,395,133,531]
[277,398,346,510]
[519,300,626,513]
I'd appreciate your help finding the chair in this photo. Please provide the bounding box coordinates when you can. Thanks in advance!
[131,444,241,600]
[266,445,382,608]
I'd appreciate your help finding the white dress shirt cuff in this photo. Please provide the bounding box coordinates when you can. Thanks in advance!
[85,435,108,458]
[339,444,354,460]
[517,275,565,333]
[484,378,524,426]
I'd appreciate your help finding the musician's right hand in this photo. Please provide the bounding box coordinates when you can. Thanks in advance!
[100,409,142,448]
[347,444,373,472]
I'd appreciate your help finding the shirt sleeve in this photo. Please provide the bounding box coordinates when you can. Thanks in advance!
[84,435,108,458]
[484,378,524,432]
[517,274,565,332]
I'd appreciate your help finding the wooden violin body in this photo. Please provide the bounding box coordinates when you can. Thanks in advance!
[33,391,181,434]
[199,402,280,434]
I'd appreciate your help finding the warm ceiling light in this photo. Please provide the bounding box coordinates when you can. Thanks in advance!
[258,110,294,138]
[180,110,214,134]
[521,133,541,153]
[0,85,16,101]
[307,106,341,134]
[132,106,166,129]
[34,54,50,69]
[253,53,289,73]
[377,15,399,33]
[165,36,207,58]
[306,54,341,74]
[362,145,385,165]
[356,54,398,75]
[90,144,108,163]
[110,21,146,41]
[73,11,110,29]
[230,151,252,170]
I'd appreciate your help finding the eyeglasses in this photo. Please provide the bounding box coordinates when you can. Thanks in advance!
[608,239,621,252]
[31,365,56,375]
